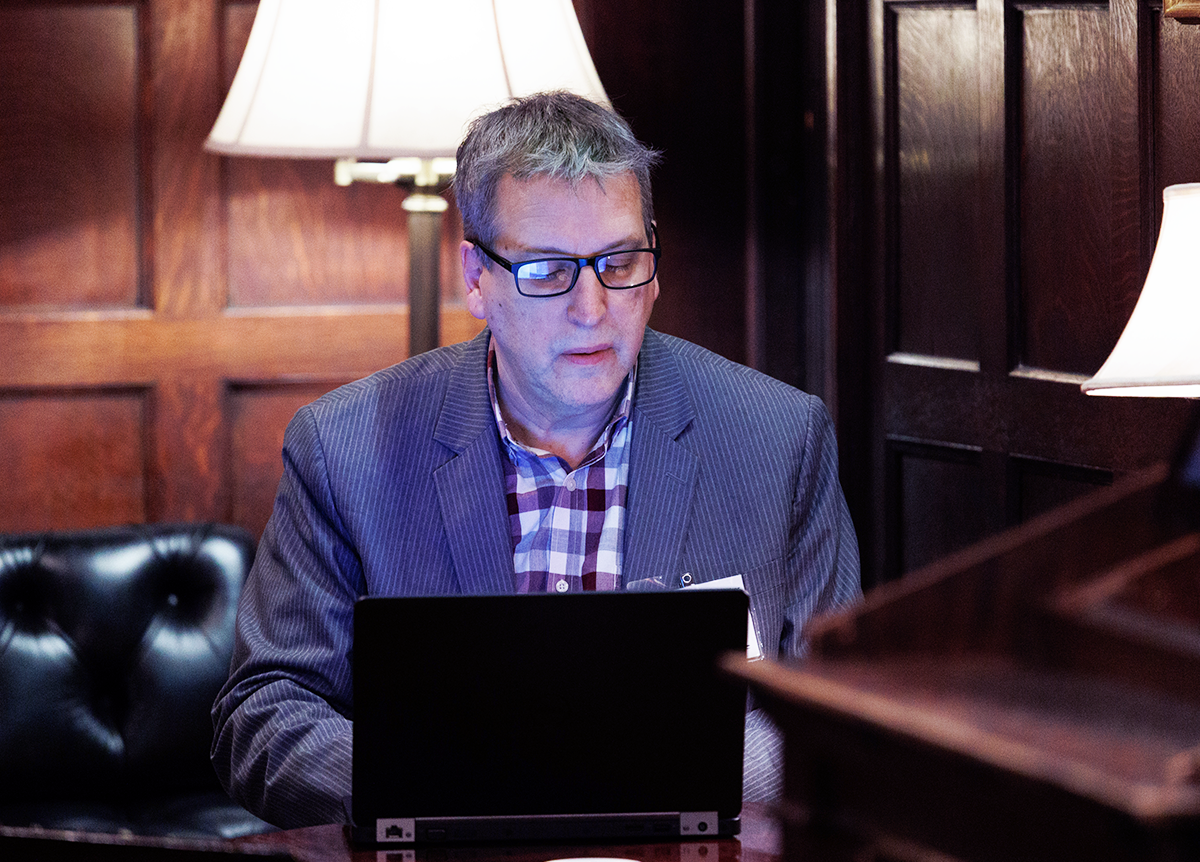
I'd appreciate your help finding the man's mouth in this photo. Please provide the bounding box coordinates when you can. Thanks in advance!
[563,346,612,364]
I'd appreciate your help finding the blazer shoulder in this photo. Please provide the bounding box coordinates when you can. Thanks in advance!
[283,333,491,466]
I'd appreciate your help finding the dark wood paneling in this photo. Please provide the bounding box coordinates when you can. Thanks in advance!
[0,5,140,310]
[576,0,749,365]
[0,390,147,530]
[226,159,412,307]
[750,0,819,390]
[888,439,990,575]
[1019,7,1123,375]
[1154,18,1200,191]
[229,381,347,539]
[883,362,1190,471]
[149,377,226,522]
[151,0,223,320]
[893,5,982,362]
[1008,456,1112,525]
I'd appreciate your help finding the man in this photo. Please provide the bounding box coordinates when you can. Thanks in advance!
[212,92,861,829]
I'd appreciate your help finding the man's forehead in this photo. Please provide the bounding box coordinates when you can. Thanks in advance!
[493,171,645,241]
[498,170,635,199]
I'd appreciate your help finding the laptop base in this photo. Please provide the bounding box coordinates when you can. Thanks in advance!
[352,811,740,845]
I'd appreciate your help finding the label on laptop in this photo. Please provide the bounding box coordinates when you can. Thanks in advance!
[681,574,763,661]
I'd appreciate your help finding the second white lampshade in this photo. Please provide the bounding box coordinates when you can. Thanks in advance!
[1082,183,1200,399]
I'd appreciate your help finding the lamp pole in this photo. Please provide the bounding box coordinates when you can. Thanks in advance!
[403,168,449,357]
[337,157,454,357]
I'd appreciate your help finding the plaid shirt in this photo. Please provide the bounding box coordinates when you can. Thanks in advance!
[487,343,635,593]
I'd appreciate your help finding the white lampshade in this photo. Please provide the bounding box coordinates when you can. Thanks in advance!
[1082,183,1200,398]
[206,0,608,159]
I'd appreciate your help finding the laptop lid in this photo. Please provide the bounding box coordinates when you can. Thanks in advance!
[351,590,748,845]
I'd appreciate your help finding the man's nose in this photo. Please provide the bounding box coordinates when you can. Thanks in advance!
[567,265,608,324]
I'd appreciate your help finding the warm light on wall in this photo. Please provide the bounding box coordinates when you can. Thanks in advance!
[1081,183,1200,399]
[205,0,608,355]
[1164,0,1200,22]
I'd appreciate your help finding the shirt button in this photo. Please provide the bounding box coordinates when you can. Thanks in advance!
[565,476,577,492]
[555,580,569,593]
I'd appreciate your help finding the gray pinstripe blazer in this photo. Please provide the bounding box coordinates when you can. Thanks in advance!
[212,327,860,828]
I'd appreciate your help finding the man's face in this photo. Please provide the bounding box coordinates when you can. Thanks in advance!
[462,172,659,438]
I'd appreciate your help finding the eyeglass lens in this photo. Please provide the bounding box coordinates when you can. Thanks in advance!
[517,250,657,296]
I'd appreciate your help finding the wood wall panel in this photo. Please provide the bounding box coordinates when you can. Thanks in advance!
[228,382,347,540]
[1008,456,1111,525]
[149,377,226,521]
[151,0,223,319]
[893,6,981,362]
[226,160,412,307]
[0,390,147,531]
[1154,18,1200,193]
[1018,8,1122,375]
[0,5,140,310]
[575,0,749,365]
[888,440,990,575]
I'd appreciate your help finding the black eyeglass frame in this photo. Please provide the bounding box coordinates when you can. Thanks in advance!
[468,228,661,298]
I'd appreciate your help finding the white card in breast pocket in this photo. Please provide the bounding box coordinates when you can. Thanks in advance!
[681,574,763,660]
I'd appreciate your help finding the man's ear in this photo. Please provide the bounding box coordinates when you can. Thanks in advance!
[461,240,487,321]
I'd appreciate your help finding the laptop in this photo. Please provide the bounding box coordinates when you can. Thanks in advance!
[351,590,749,845]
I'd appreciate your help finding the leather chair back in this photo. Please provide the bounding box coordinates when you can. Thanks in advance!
[0,523,266,836]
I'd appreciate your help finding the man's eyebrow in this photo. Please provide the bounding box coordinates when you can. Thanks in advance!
[509,235,648,257]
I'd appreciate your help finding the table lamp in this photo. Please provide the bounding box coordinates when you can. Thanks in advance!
[205,0,608,356]
[1082,183,1200,398]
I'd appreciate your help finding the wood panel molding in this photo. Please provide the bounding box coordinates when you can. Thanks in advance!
[1,307,483,388]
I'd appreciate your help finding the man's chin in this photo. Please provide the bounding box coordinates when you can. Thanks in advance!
[552,375,628,416]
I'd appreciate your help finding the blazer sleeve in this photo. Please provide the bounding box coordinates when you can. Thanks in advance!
[211,405,362,828]
[744,395,861,802]
[783,395,862,657]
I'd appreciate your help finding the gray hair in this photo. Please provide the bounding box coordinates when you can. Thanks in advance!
[453,91,661,247]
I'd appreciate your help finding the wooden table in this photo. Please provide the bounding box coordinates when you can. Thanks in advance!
[234,803,780,862]
[0,804,781,862]
[726,466,1200,862]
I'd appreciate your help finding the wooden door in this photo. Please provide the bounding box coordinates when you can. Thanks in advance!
[850,0,1199,586]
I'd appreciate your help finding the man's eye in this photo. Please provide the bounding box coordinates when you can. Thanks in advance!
[522,260,574,281]
[600,256,635,275]
[601,253,637,269]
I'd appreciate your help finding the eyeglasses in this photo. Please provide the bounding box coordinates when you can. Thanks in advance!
[469,230,661,298]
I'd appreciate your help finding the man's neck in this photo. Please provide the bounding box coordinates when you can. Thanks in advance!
[497,395,619,470]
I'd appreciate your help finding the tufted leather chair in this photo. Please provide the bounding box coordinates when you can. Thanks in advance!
[0,523,274,838]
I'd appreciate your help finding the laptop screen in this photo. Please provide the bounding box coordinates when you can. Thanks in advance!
[352,590,748,837]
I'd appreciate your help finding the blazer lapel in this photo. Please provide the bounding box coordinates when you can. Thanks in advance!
[432,330,516,595]
[623,330,699,588]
